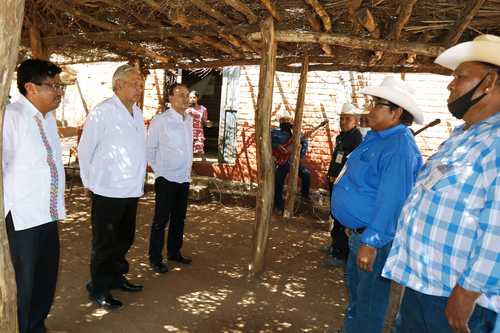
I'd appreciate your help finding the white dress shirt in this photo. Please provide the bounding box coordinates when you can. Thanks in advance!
[78,95,147,198]
[3,95,66,231]
[147,108,193,183]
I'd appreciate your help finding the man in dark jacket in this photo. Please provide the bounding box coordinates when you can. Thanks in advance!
[323,103,363,267]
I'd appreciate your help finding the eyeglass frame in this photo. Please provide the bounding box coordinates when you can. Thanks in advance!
[367,98,398,110]
[32,81,65,92]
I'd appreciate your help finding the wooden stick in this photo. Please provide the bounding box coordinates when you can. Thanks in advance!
[0,1,24,332]
[250,16,276,277]
[444,0,486,45]
[307,13,333,55]
[259,0,281,21]
[283,55,309,220]
[390,0,418,41]
[53,0,121,31]
[304,0,332,31]
[75,79,90,115]
[112,41,173,63]
[189,0,235,26]
[192,36,243,59]
[355,8,380,39]
[249,30,446,57]
[222,0,258,24]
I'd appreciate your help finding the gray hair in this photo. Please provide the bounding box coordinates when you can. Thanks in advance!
[112,64,140,91]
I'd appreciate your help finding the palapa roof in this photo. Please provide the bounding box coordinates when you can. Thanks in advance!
[21,0,500,74]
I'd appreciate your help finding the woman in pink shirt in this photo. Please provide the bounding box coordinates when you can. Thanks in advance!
[188,91,210,156]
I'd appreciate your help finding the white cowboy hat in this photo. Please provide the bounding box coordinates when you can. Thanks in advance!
[276,108,292,121]
[340,102,362,116]
[360,76,424,124]
[435,34,500,70]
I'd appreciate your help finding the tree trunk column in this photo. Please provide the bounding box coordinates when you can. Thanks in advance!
[0,1,26,332]
[249,16,276,276]
[283,56,309,220]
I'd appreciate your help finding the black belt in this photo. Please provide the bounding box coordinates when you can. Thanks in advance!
[352,227,366,234]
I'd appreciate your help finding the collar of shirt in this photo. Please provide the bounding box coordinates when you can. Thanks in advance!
[453,111,500,135]
[167,108,190,121]
[371,124,407,139]
[17,94,53,120]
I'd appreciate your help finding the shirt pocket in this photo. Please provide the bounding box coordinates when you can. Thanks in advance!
[430,162,474,192]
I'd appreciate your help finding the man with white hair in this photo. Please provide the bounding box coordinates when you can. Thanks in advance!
[323,102,363,267]
[383,34,500,333]
[331,76,424,333]
[78,64,147,310]
[271,109,310,214]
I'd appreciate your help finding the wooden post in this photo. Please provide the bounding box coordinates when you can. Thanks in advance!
[29,24,48,60]
[0,1,25,332]
[283,56,309,220]
[249,16,276,276]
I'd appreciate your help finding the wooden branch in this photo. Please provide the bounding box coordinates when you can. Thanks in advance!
[444,0,486,45]
[250,16,276,277]
[0,1,23,332]
[390,0,418,41]
[29,24,48,59]
[53,0,121,31]
[259,0,281,21]
[283,55,309,220]
[307,13,333,55]
[249,30,446,57]
[112,41,173,63]
[304,0,332,31]
[355,8,380,38]
[189,0,235,26]
[222,0,258,24]
[192,35,243,58]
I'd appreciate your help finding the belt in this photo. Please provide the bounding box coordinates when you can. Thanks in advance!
[352,227,366,234]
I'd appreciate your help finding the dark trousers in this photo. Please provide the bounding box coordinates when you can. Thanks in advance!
[328,182,349,260]
[149,177,190,264]
[6,212,59,333]
[89,193,138,296]
[274,162,311,212]
[395,287,497,333]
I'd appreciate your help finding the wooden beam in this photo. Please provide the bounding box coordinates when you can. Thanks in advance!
[307,13,333,55]
[189,0,235,26]
[444,0,486,46]
[259,0,281,21]
[304,0,332,32]
[250,16,276,276]
[53,0,121,31]
[0,1,24,332]
[112,41,173,63]
[249,30,446,57]
[29,24,48,60]
[390,0,418,41]
[222,0,258,24]
[355,8,380,39]
[192,35,243,59]
[283,55,309,220]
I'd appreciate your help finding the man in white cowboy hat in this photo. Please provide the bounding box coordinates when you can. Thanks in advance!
[271,108,310,214]
[383,34,500,333]
[323,102,363,267]
[330,76,424,333]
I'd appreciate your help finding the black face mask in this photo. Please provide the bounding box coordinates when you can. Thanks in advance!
[280,122,292,132]
[447,76,488,119]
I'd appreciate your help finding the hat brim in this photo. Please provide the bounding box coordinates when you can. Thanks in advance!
[434,41,500,70]
[360,86,424,124]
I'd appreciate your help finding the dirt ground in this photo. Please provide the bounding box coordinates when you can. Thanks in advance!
[46,186,400,333]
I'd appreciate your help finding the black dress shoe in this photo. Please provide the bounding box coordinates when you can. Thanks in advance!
[89,293,123,310]
[113,278,143,292]
[168,254,192,264]
[150,261,169,273]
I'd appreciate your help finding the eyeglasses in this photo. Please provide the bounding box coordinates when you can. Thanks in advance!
[32,82,65,91]
[367,99,394,109]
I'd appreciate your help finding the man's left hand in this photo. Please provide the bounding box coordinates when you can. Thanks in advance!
[357,244,377,272]
[445,285,480,333]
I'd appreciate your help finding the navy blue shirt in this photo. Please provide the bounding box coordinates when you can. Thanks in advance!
[331,124,423,248]
[271,128,308,159]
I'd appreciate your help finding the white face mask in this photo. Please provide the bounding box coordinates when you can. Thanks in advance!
[359,127,370,137]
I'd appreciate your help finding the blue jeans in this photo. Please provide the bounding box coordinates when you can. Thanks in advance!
[274,162,310,212]
[394,287,497,333]
[343,233,392,333]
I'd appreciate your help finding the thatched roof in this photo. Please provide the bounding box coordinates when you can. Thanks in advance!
[21,0,500,74]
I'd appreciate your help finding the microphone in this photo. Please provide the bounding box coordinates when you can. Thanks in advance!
[414,119,441,136]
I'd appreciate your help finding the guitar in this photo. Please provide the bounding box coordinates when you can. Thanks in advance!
[273,119,329,166]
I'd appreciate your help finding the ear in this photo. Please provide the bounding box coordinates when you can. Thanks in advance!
[24,82,38,97]
[392,107,403,121]
[484,70,498,92]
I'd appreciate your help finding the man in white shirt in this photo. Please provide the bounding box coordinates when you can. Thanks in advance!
[78,64,147,310]
[147,83,193,273]
[3,59,66,333]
